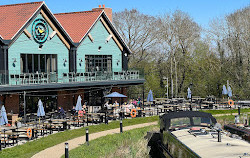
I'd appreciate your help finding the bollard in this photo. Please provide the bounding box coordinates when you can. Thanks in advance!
[120,120,123,133]
[238,106,241,115]
[218,130,221,142]
[86,128,89,145]
[65,143,69,158]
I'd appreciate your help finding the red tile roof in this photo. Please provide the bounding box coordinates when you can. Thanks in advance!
[55,10,102,43]
[0,1,43,40]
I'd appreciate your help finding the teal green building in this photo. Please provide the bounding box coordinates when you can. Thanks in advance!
[0,2,144,114]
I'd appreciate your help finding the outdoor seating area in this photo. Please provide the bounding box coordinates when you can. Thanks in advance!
[0,89,249,150]
[6,70,140,86]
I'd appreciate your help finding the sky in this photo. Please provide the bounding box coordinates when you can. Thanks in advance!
[1,0,249,28]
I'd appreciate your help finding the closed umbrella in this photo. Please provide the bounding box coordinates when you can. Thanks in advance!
[147,90,154,108]
[37,99,45,117]
[227,86,232,98]
[187,87,192,99]
[37,99,45,124]
[0,105,8,126]
[75,95,82,111]
[147,90,153,102]
[222,85,228,95]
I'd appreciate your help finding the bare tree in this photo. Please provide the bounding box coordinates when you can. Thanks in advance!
[113,9,158,66]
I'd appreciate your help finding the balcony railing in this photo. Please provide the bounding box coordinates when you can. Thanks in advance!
[0,69,144,86]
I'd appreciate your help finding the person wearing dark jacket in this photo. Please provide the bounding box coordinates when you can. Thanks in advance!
[58,106,65,119]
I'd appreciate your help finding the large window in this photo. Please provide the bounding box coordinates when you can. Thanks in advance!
[85,55,112,72]
[20,54,57,73]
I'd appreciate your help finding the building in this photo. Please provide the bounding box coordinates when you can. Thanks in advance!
[0,2,144,114]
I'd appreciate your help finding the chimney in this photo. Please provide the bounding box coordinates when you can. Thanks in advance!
[92,4,112,22]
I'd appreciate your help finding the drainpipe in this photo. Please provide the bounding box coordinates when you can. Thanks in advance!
[3,45,8,84]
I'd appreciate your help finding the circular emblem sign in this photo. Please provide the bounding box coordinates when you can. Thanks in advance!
[32,19,49,44]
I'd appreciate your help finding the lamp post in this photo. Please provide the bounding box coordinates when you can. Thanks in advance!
[189,83,193,111]
[86,128,89,145]
[65,143,69,158]
[163,77,168,98]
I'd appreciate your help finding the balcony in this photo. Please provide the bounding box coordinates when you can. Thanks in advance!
[0,69,144,86]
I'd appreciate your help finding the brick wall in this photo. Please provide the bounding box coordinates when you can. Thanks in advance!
[5,94,19,114]
[57,89,84,111]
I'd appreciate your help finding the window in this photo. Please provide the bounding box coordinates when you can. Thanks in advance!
[20,54,57,73]
[85,55,112,72]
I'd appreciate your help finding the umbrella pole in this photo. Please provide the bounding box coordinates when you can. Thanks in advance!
[24,91,26,123]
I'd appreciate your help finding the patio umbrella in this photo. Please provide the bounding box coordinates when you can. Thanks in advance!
[0,105,8,126]
[222,85,228,95]
[104,92,127,98]
[37,99,45,124]
[147,90,154,102]
[104,92,127,114]
[75,95,82,111]
[147,90,154,108]
[227,86,232,98]
[187,87,192,99]
[37,99,45,117]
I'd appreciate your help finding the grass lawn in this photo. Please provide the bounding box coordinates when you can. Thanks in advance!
[200,108,250,115]
[65,125,158,158]
[0,116,158,158]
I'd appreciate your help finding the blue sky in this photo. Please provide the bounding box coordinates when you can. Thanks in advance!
[1,0,249,28]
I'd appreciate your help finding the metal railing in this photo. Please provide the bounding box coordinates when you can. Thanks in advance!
[0,69,144,86]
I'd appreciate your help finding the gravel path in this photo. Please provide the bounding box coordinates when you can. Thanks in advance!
[32,121,157,158]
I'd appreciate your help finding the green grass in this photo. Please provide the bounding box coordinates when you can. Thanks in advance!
[66,125,157,158]
[200,108,250,115]
[0,116,158,158]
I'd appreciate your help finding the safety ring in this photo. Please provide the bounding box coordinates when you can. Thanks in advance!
[27,128,32,139]
[228,99,234,107]
[131,109,137,118]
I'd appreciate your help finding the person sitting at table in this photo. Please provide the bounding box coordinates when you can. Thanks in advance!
[58,106,65,119]
[113,100,119,107]
[82,104,87,114]
[103,101,109,110]
[71,106,76,115]
[78,110,84,117]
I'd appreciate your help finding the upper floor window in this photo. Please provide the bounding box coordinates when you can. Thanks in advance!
[85,55,112,72]
[20,54,57,73]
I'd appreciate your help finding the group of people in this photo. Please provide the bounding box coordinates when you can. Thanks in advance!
[103,97,142,117]
[70,103,88,117]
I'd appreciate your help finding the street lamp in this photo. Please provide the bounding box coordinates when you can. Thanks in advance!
[163,77,168,98]
[189,83,193,111]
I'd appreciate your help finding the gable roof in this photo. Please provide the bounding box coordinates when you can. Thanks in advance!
[0,1,43,40]
[55,11,132,54]
[54,10,102,43]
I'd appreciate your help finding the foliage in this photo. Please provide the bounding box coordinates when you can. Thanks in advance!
[65,125,157,158]
[114,6,250,99]
[0,116,158,158]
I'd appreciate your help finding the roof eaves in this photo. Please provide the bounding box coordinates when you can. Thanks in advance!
[10,1,44,40]
[78,10,104,44]
[42,3,74,45]
[101,12,132,54]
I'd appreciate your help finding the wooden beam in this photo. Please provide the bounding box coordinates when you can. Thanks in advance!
[88,33,94,42]
[100,17,123,51]
[23,29,32,39]
[40,10,70,49]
